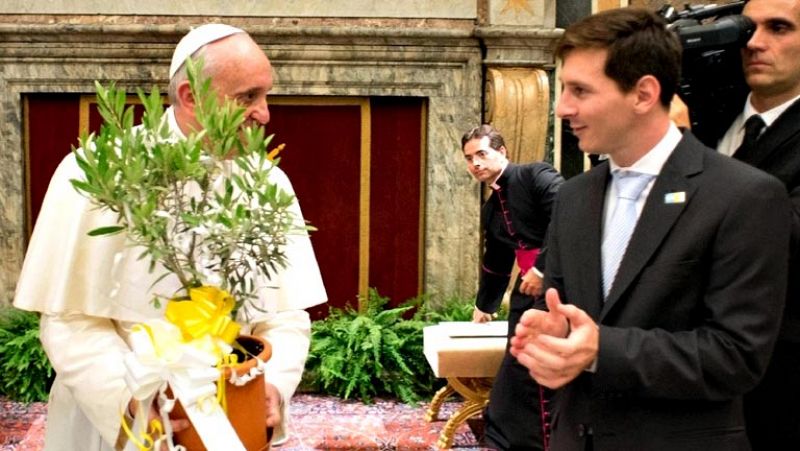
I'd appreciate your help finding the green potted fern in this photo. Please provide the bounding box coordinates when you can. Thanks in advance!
[0,308,53,403]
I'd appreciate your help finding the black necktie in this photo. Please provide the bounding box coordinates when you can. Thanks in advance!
[733,115,766,161]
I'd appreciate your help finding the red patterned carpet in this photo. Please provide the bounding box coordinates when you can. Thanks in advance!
[1,394,492,450]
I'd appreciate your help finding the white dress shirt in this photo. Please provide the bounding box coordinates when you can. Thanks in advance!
[718,93,800,156]
[603,123,683,240]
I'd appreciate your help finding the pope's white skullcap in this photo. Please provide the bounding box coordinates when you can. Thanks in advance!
[169,23,245,78]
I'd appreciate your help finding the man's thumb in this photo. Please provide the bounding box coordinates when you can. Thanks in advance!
[544,288,562,312]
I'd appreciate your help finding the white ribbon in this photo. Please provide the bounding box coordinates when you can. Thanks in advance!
[227,357,266,387]
[122,319,245,451]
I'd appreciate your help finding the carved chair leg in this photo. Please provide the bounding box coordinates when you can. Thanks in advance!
[425,384,456,422]
[433,377,493,449]
[437,399,489,449]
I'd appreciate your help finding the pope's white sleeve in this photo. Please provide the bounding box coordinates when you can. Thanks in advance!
[249,309,311,444]
[40,313,131,446]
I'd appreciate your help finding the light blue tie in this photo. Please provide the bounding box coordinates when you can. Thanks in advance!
[602,171,654,298]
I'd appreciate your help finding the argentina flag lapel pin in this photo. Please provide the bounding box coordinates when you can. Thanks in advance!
[664,191,686,204]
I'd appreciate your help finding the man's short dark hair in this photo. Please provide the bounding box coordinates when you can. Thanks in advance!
[461,124,505,150]
[556,7,682,107]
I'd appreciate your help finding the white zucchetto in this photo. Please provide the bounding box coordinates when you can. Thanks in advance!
[169,23,245,78]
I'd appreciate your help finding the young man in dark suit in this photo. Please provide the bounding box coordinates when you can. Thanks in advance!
[715,0,800,448]
[462,125,563,450]
[510,7,791,451]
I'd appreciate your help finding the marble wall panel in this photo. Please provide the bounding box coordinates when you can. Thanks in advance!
[0,0,477,19]
[487,0,556,28]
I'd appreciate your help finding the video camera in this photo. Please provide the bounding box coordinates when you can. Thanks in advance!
[659,1,754,147]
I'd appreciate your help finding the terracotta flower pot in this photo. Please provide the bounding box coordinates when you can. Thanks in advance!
[170,335,273,451]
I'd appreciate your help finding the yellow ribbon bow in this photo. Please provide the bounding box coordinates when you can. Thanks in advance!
[165,286,241,345]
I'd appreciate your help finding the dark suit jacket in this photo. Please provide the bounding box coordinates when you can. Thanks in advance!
[476,162,563,314]
[733,98,800,343]
[543,131,790,451]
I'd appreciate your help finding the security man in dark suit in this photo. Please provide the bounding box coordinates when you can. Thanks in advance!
[715,0,800,448]
[510,8,791,451]
[462,124,563,450]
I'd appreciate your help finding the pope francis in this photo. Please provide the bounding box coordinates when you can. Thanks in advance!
[13,24,327,449]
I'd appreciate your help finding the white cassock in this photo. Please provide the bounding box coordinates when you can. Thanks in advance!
[13,106,327,450]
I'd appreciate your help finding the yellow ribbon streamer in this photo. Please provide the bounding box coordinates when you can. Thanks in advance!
[120,409,163,451]
[165,286,241,345]
[216,354,239,413]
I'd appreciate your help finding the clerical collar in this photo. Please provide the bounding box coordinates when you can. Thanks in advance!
[489,160,510,190]
[167,106,186,140]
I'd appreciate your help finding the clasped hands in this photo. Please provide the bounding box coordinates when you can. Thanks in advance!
[509,288,600,389]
